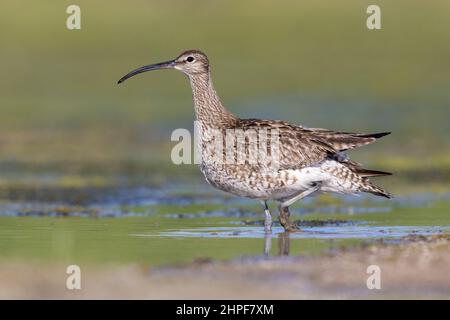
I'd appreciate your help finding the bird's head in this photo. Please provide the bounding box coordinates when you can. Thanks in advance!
[118,50,209,84]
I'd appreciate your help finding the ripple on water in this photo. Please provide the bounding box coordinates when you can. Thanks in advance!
[131,225,449,240]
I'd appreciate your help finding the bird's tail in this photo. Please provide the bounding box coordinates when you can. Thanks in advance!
[344,160,392,177]
[341,160,392,198]
[360,179,392,199]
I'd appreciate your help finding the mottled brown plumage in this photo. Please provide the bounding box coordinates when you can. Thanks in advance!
[118,49,392,232]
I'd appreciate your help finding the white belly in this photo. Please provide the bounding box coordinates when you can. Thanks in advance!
[199,160,360,201]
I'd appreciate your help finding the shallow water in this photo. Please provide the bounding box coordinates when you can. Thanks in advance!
[145,225,449,239]
[0,174,449,267]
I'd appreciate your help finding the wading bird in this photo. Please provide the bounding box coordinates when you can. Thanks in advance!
[118,50,391,233]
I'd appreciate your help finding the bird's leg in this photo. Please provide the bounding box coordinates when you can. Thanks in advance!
[278,206,297,232]
[280,183,321,208]
[260,200,272,233]
[278,183,321,232]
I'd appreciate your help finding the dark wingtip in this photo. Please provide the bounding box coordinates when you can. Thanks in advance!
[374,170,393,176]
[353,167,393,177]
[368,170,393,177]
[355,131,391,140]
[370,132,391,139]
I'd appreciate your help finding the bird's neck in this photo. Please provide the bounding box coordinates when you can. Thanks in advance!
[188,72,237,128]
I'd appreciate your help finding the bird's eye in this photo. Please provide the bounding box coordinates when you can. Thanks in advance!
[186,56,195,63]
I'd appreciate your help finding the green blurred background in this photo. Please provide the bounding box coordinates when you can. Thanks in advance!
[0,0,449,189]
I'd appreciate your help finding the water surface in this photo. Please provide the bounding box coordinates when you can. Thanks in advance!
[0,175,449,267]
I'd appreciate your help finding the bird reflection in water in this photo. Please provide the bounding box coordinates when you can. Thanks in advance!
[263,231,290,256]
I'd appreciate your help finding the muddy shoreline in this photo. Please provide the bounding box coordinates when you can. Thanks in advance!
[1,234,448,299]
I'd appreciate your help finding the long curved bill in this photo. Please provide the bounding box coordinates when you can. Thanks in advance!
[117,60,176,84]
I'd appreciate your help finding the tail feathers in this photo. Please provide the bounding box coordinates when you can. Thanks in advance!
[320,159,392,199]
[345,161,392,177]
[343,160,392,198]
[340,159,392,177]
[361,180,392,199]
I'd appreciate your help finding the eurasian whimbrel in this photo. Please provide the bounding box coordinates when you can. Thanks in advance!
[118,50,392,233]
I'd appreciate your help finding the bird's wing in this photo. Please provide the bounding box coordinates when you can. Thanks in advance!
[237,119,390,170]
